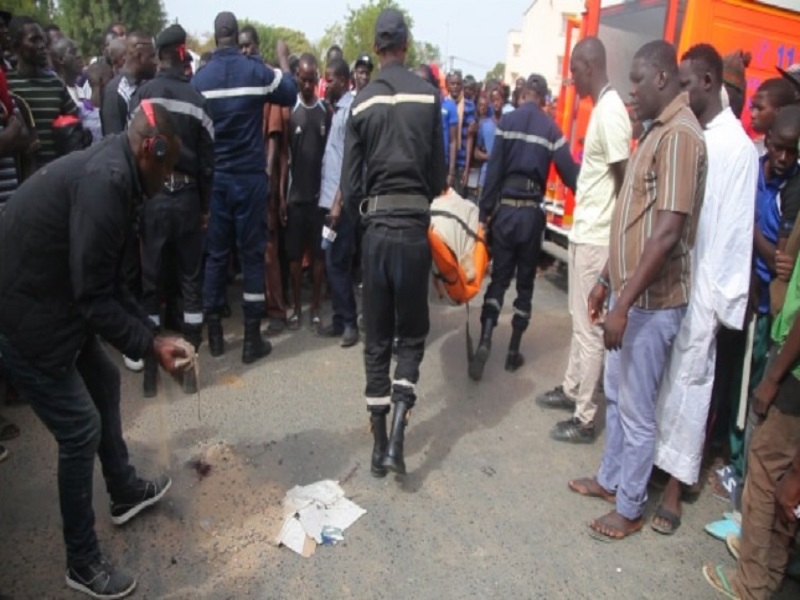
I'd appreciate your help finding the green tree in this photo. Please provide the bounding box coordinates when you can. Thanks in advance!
[339,0,418,66]
[485,62,505,82]
[240,20,315,65]
[316,22,344,63]
[4,0,56,23]
[414,40,440,65]
[57,0,166,58]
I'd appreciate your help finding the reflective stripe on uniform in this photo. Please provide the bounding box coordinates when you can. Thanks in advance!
[200,69,284,100]
[366,395,391,407]
[147,97,215,140]
[242,292,266,302]
[495,128,566,152]
[352,92,435,117]
[184,312,203,325]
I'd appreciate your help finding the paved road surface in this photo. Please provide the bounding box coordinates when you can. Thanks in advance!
[1,266,798,599]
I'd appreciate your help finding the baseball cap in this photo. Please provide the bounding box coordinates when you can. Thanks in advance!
[155,24,186,51]
[374,8,408,52]
[526,73,550,98]
[214,11,238,39]
[355,53,374,72]
[777,63,800,94]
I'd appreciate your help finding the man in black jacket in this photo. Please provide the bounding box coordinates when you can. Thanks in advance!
[342,9,446,477]
[101,31,155,136]
[0,105,188,600]
[129,24,214,398]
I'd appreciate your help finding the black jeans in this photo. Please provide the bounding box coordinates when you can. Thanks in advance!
[0,334,137,567]
[481,204,546,331]
[326,211,358,330]
[361,222,431,409]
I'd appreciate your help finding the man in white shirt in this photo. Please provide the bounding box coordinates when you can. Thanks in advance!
[537,37,630,444]
[651,43,758,534]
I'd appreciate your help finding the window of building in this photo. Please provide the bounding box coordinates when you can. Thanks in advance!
[513,44,521,57]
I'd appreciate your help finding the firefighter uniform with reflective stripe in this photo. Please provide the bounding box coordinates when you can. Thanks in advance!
[470,91,578,380]
[191,38,296,362]
[342,49,446,476]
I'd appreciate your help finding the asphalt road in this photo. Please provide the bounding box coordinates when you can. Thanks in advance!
[1,265,798,600]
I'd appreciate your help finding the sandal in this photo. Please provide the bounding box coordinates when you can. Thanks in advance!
[0,416,20,441]
[702,564,740,599]
[726,532,740,561]
[651,504,681,535]
[287,313,301,331]
[704,517,741,541]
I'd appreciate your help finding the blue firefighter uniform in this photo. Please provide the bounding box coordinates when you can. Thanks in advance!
[192,28,296,363]
[470,74,578,381]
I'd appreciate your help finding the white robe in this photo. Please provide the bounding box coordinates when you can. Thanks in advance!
[654,108,759,485]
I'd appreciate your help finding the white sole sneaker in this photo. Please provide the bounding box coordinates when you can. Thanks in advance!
[65,572,137,599]
[111,477,172,526]
[123,356,144,372]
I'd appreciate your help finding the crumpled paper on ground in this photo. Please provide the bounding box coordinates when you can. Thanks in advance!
[274,479,366,557]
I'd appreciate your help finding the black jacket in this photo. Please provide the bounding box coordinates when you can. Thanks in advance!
[129,67,215,207]
[0,134,154,377]
[101,72,137,136]
[479,101,579,221]
[342,62,446,223]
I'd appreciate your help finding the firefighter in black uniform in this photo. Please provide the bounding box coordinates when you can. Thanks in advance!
[469,74,578,381]
[342,9,446,477]
[129,25,214,397]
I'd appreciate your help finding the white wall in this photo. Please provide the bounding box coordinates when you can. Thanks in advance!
[504,0,584,95]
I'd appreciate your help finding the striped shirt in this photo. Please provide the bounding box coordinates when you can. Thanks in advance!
[0,117,18,204]
[7,71,78,167]
[609,92,707,310]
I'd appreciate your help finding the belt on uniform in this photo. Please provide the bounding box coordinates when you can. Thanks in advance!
[359,194,430,216]
[164,173,196,192]
[500,198,542,207]
[502,174,542,195]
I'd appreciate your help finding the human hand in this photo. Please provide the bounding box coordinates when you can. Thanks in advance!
[153,336,190,374]
[329,199,342,228]
[753,375,780,418]
[775,467,800,525]
[587,282,608,325]
[776,250,795,282]
[602,303,627,350]
[447,172,455,190]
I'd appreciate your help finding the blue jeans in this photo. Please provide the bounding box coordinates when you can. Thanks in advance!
[203,170,268,319]
[597,306,685,520]
[0,334,137,567]
[325,211,358,330]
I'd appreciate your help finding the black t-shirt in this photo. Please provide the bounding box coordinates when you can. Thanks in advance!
[288,97,329,206]
[779,170,800,239]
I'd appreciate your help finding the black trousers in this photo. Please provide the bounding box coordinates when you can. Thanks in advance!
[481,204,546,331]
[362,222,431,409]
[141,187,204,327]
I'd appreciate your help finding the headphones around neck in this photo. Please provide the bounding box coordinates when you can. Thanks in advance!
[141,99,168,161]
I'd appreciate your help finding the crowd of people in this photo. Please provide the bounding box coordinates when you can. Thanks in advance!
[1,4,800,599]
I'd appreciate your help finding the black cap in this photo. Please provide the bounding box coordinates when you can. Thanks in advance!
[777,64,800,93]
[526,73,550,98]
[354,53,373,72]
[374,8,408,52]
[156,24,186,51]
[214,11,238,39]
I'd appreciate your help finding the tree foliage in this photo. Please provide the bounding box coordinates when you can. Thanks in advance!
[240,20,315,66]
[485,62,505,83]
[3,1,55,24]
[414,41,440,65]
[57,0,167,58]
[339,0,419,66]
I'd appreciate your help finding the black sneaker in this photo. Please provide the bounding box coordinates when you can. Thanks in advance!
[66,557,136,599]
[317,323,344,338]
[550,417,596,444]
[110,475,171,526]
[535,385,577,411]
[341,326,359,348]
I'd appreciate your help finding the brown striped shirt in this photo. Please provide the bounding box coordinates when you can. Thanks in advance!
[609,92,707,309]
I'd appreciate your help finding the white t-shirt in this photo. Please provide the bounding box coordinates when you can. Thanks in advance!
[569,88,631,246]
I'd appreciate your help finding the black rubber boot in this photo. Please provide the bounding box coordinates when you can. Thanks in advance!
[381,400,411,475]
[369,408,390,478]
[468,319,494,382]
[143,352,158,398]
[182,323,202,395]
[505,328,525,372]
[207,314,224,357]
[242,319,272,364]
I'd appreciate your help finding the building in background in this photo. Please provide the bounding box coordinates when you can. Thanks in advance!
[505,0,585,95]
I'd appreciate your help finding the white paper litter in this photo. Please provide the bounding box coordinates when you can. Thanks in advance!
[274,479,366,557]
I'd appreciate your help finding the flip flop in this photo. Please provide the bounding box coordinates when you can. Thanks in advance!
[287,314,301,331]
[651,505,681,535]
[723,511,741,526]
[704,517,741,541]
[702,564,740,599]
[0,417,20,441]
[726,533,740,561]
